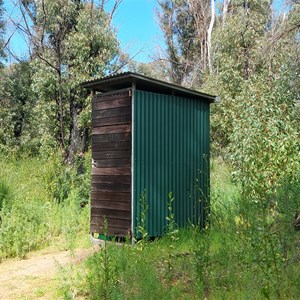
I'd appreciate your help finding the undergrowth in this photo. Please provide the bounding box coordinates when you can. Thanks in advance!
[1,152,299,299]
[58,158,300,299]
[0,152,91,259]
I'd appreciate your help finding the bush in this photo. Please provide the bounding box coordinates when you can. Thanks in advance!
[0,201,49,259]
[0,152,90,259]
[0,181,13,211]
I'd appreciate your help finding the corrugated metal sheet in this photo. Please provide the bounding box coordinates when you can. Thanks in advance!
[133,90,210,237]
[82,72,216,102]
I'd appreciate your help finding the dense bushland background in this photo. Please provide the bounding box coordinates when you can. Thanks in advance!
[0,0,299,299]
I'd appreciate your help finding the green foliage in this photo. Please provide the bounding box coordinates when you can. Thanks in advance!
[229,74,300,200]
[55,159,299,299]
[275,174,300,225]
[0,153,90,259]
[157,0,207,85]
[203,1,300,202]
[28,0,121,161]
[86,219,119,300]
[0,180,12,211]
[0,1,122,161]
[136,189,149,244]
[0,62,39,154]
[192,226,211,298]
[43,150,91,206]
[0,201,49,259]
[165,192,179,280]
[0,0,5,66]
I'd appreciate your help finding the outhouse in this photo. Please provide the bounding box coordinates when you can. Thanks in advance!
[82,72,216,239]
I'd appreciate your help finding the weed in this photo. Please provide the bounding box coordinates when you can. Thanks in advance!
[165,191,179,280]
[0,153,90,259]
[136,189,149,249]
[86,218,118,300]
[0,181,12,211]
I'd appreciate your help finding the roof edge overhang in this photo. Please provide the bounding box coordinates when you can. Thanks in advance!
[81,72,216,103]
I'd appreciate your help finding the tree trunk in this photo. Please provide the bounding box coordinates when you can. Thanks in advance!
[67,98,80,165]
[57,68,66,150]
[222,0,230,26]
[207,0,215,73]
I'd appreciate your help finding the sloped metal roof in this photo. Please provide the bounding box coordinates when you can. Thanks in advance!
[81,72,216,103]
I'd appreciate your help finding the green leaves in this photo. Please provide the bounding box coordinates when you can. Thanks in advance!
[205,1,300,202]
[229,74,300,200]
[18,0,122,160]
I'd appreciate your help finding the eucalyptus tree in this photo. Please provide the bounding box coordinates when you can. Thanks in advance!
[0,62,38,153]
[0,0,5,66]
[19,0,121,163]
[207,0,300,198]
[157,0,216,87]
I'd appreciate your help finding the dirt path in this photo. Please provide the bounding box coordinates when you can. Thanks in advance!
[0,247,96,299]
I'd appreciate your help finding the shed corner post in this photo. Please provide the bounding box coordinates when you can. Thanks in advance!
[131,81,136,245]
[90,88,95,237]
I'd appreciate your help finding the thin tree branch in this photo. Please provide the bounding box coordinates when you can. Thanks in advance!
[35,52,60,73]
[19,0,36,24]
[111,49,143,75]
[1,27,17,52]
[108,0,122,25]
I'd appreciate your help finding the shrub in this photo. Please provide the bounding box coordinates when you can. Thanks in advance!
[0,181,12,211]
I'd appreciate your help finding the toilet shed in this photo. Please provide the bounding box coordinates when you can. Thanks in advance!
[82,72,216,239]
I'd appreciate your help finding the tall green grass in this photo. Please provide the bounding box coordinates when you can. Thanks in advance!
[58,158,300,299]
[0,152,91,259]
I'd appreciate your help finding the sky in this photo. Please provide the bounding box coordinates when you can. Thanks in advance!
[108,0,164,62]
[3,0,288,64]
[3,0,163,64]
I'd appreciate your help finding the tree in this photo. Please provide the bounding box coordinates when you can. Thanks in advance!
[206,0,274,150]
[0,62,38,153]
[157,0,214,87]
[0,0,5,66]
[157,0,199,86]
[186,0,215,73]
[18,0,121,163]
[205,0,300,198]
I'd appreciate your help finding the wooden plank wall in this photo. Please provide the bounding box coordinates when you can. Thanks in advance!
[91,89,132,237]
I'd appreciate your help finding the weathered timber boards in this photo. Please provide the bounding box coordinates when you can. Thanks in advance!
[93,91,131,103]
[92,167,131,175]
[92,141,131,151]
[91,200,130,211]
[91,90,132,237]
[92,124,131,135]
[91,208,130,219]
[91,192,131,202]
[93,98,131,110]
[92,106,131,120]
[93,132,131,143]
[93,158,130,168]
[91,183,130,193]
[92,150,130,160]
[91,216,131,229]
[92,115,131,127]
[90,224,129,236]
[92,175,131,184]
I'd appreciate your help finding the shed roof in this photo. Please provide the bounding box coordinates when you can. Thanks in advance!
[81,72,216,103]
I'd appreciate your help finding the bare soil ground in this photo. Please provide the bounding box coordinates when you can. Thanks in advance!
[0,247,95,299]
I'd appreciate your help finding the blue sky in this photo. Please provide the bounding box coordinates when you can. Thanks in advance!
[108,0,163,62]
[3,0,287,64]
[3,0,163,63]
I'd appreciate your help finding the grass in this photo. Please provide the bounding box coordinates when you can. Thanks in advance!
[0,152,90,259]
[58,157,300,299]
[59,226,299,299]
[0,153,299,299]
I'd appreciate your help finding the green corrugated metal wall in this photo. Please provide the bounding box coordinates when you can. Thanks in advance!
[133,90,210,237]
